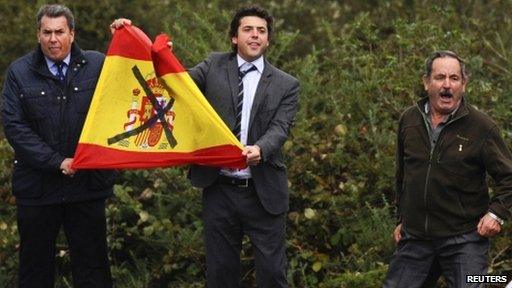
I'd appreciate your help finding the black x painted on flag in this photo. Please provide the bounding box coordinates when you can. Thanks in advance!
[107,65,177,148]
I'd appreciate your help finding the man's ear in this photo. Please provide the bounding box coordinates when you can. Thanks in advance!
[422,75,429,91]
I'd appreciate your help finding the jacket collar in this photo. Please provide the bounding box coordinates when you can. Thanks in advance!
[30,42,86,76]
[416,96,469,123]
[249,58,273,128]
[226,53,273,104]
[226,53,274,130]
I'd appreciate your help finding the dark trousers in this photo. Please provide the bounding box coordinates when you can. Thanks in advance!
[383,229,489,288]
[202,182,287,288]
[16,199,112,288]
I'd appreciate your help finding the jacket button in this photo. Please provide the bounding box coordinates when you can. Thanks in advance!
[57,96,61,100]
[20,94,24,98]
[63,96,67,100]
[41,91,45,95]
[74,87,78,91]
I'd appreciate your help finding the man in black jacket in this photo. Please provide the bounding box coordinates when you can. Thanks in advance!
[2,4,114,287]
[384,50,512,288]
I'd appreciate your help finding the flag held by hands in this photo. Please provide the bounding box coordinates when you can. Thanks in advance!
[72,25,245,169]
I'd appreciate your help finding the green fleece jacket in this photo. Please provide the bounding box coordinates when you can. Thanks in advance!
[396,97,512,238]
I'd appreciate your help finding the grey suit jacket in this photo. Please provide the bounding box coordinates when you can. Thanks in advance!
[188,52,300,215]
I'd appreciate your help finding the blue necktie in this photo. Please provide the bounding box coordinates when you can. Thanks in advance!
[233,64,257,140]
[55,61,66,83]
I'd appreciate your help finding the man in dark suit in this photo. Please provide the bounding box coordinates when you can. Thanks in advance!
[111,6,299,286]
[187,6,299,288]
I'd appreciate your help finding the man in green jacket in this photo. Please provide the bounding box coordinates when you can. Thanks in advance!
[384,50,512,288]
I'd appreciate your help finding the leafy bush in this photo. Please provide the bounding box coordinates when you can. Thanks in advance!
[1,1,511,287]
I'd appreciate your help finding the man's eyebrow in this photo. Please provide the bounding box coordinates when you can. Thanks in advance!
[42,28,64,32]
[242,25,267,29]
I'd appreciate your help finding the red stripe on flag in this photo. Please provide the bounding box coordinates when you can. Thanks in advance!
[107,25,152,60]
[152,33,186,75]
[72,143,246,169]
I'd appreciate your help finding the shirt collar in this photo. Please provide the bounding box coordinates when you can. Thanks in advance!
[44,53,71,69]
[424,101,459,123]
[236,54,264,73]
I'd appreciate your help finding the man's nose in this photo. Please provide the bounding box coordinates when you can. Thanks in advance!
[250,29,259,38]
[49,32,57,42]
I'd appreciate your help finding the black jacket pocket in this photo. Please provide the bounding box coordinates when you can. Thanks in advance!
[12,161,43,199]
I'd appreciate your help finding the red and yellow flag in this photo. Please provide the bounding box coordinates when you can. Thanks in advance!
[72,25,245,169]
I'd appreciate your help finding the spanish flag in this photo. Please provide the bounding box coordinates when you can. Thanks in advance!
[72,25,245,169]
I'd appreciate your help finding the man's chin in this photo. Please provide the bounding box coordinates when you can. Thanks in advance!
[438,104,457,114]
[47,54,64,62]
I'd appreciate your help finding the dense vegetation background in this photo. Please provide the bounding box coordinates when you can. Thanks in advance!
[1,0,511,287]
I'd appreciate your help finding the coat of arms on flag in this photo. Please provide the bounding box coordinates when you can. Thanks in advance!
[110,73,177,150]
[72,25,246,169]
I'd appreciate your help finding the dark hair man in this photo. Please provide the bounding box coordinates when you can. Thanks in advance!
[111,5,299,287]
[2,4,114,287]
[384,50,512,288]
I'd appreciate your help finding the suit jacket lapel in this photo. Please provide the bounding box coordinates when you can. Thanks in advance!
[227,55,239,117]
[249,61,272,128]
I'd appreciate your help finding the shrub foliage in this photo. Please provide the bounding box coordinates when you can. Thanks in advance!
[0,0,511,287]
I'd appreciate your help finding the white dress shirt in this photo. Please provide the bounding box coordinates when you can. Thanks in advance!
[220,54,264,179]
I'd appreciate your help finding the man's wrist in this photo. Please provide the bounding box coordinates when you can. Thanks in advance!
[488,211,505,226]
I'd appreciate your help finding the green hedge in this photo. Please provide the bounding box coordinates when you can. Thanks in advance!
[1,1,511,287]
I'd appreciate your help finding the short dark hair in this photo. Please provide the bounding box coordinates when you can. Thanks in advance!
[37,4,75,31]
[229,6,273,52]
[425,50,468,81]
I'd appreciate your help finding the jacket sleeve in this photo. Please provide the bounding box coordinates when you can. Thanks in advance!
[1,66,65,171]
[254,78,300,161]
[395,116,405,223]
[482,125,512,220]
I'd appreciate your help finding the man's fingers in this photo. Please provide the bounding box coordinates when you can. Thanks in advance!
[110,18,132,30]
[478,216,502,237]
[393,224,402,244]
[242,146,261,165]
[246,154,261,165]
